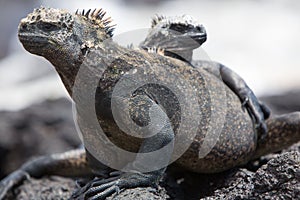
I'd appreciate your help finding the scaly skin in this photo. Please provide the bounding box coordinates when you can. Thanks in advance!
[140,15,270,137]
[140,14,207,62]
[0,7,299,200]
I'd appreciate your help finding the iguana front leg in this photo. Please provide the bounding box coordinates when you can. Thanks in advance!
[0,148,93,199]
[72,93,174,200]
[193,61,270,138]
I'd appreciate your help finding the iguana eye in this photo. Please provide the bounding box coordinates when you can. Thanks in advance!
[169,24,188,33]
[38,22,59,32]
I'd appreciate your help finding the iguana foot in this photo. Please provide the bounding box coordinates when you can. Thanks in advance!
[72,171,160,200]
[0,170,30,199]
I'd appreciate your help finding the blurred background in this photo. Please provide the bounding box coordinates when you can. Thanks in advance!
[0,0,300,110]
[0,0,299,179]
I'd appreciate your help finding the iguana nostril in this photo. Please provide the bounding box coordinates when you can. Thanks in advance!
[20,23,27,31]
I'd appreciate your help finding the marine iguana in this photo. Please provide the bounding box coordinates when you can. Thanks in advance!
[0,7,299,200]
[140,15,270,137]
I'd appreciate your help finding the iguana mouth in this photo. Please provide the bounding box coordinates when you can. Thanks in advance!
[188,32,207,44]
[18,34,49,48]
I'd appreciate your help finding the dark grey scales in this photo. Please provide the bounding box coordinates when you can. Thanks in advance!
[140,14,270,138]
[0,7,299,200]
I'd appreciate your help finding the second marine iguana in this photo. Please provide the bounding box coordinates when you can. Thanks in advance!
[140,15,270,137]
[0,7,299,200]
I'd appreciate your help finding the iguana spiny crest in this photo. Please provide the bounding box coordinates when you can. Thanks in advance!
[141,14,207,62]
[151,14,205,35]
[75,8,115,37]
[18,7,115,93]
[19,7,115,55]
[21,7,115,36]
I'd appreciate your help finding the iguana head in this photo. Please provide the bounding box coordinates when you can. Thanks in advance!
[140,15,207,62]
[18,7,115,93]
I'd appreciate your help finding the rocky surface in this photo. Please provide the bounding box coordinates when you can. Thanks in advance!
[0,91,299,199]
[0,98,80,179]
[4,152,299,199]
[4,176,77,200]
[205,151,300,199]
[6,177,171,200]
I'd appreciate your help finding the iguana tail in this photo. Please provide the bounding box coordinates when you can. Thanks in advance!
[0,148,92,199]
[253,112,300,159]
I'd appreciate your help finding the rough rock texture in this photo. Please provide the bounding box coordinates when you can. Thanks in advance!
[5,176,171,200]
[204,151,300,199]
[4,152,299,199]
[0,98,80,179]
[4,176,77,200]
[0,91,299,199]
[252,152,299,199]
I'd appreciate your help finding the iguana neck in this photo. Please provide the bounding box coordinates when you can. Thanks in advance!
[47,47,83,96]
[50,40,125,97]
[41,14,115,96]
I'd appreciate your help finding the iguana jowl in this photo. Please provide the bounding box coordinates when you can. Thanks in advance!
[0,7,299,200]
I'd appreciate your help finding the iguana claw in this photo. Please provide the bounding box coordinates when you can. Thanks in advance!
[72,172,159,200]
